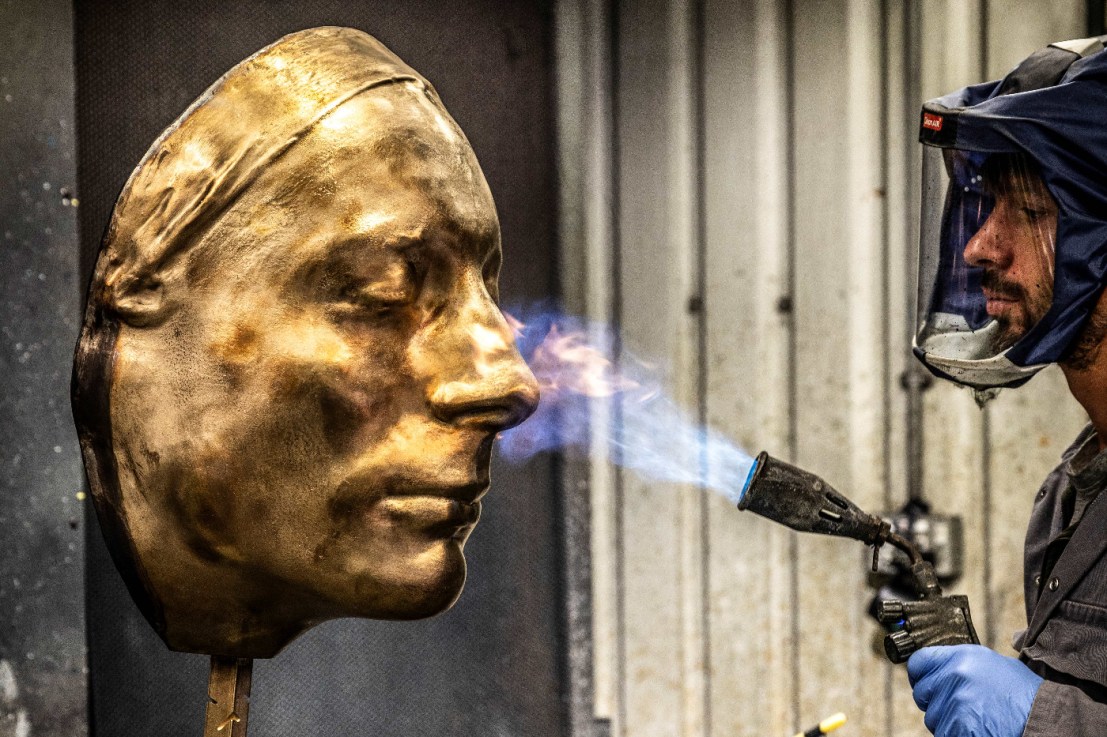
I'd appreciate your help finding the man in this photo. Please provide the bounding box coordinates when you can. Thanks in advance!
[908,35,1107,736]
[71,27,540,658]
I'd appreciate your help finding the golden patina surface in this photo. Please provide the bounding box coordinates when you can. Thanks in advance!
[72,27,539,658]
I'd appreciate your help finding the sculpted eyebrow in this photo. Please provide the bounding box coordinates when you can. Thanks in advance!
[289,237,413,292]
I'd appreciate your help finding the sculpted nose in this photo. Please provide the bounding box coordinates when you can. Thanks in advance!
[429,315,540,432]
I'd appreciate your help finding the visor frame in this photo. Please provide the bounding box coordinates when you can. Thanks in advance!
[911,36,1107,389]
[914,143,1060,388]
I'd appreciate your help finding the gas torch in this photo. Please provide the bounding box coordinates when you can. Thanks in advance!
[738,452,979,663]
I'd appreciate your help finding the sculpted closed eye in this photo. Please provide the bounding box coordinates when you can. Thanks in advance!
[352,283,410,306]
[330,259,421,320]
[338,285,410,317]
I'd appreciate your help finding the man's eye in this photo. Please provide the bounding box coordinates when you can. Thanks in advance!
[1021,207,1048,223]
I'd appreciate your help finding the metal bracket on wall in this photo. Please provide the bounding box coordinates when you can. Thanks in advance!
[900,364,934,504]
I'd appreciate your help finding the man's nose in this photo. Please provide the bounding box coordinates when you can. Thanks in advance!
[428,304,540,433]
[963,211,1011,269]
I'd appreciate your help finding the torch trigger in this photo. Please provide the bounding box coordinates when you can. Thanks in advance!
[871,543,881,573]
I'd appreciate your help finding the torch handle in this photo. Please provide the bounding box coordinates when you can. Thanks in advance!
[876,593,980,663]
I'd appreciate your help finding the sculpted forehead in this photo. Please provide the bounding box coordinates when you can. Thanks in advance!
[176,80,503,329]
[248,83,498,246]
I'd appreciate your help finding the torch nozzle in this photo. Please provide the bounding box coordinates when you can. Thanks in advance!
[738,452,890,545]
[739,451,939,597]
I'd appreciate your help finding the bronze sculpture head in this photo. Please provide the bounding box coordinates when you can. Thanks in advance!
[72,27,539,658]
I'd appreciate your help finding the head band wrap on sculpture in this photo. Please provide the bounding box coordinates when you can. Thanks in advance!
[99,27,432,325]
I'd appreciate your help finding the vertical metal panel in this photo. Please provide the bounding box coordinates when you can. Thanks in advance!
[918,0,986,99]
[882,0,912,527]
[880,0,919,731]
[893,6,989,735]
[553,7,597,735]
[702,0,796,734]
[986,1,1086,78]
[0,0,88,735]
[614,0,704,734]
[791,1,891,733]
[553,2,615,730]
[554,0,619,732]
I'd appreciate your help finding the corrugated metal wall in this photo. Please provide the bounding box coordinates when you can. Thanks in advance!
[556,1,1092,736]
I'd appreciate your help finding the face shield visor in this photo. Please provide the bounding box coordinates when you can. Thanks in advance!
[914,146,1059,388]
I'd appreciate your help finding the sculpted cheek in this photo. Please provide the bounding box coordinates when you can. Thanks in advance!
[259,317,417,450]
[275,321,356,365]
[159,440,247,562]
[209,322,262,366]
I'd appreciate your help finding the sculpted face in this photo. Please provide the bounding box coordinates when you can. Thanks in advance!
[72,29,539,657]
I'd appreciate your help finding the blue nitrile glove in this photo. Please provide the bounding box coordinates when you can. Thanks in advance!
[907,644,1043,737]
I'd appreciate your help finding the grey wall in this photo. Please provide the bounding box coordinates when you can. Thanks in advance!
[0,1,87,736]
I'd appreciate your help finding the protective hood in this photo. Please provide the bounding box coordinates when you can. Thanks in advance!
[913,35,1107,389]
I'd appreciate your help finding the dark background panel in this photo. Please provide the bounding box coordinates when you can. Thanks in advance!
[73,1,564,735]
[0,0,87,735]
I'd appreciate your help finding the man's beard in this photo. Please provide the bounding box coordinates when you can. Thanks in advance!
[981,270,1041,353]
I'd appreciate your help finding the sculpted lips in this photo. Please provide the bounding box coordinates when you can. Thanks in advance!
[377,496,482,537]
[333,476,489,538]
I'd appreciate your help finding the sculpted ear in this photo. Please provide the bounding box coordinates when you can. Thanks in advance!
[111,277,168,326]
[100,247,182,328]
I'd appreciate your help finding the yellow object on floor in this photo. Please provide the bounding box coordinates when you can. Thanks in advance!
[793,712,847,737]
